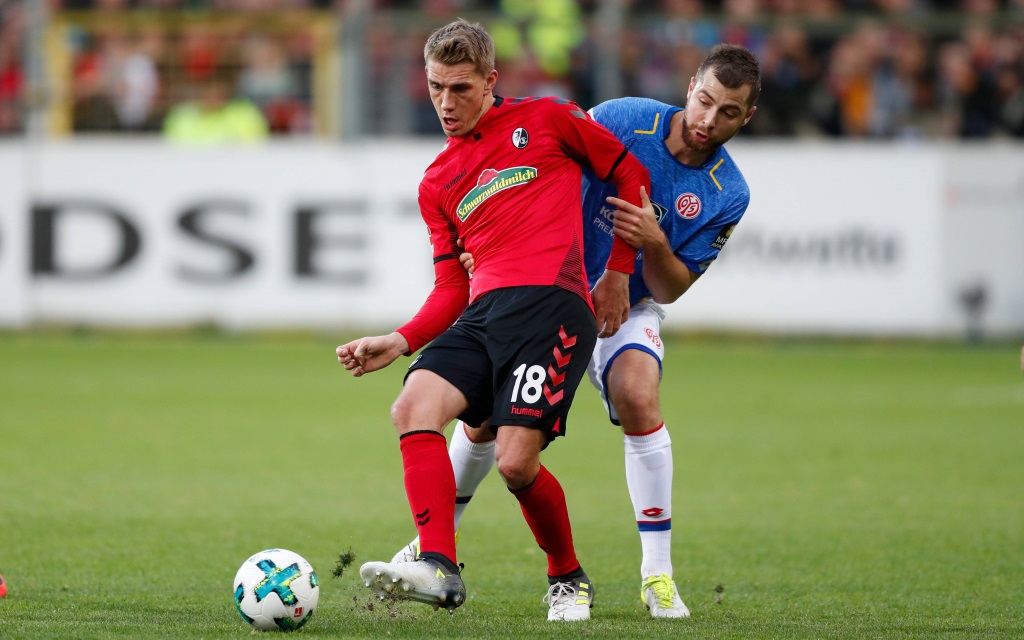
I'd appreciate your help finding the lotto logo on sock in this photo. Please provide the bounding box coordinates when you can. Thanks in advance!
[642,507,665,518]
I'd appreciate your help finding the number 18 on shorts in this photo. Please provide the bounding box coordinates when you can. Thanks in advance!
[491,288,597,441]
[408,286,597,441]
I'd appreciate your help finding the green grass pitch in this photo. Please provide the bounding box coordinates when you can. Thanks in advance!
[0,331,1022,639]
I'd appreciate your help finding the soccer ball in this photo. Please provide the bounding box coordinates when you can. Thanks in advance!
[233,549,319,631]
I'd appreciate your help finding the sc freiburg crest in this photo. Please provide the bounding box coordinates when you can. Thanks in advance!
[512,127,529,148]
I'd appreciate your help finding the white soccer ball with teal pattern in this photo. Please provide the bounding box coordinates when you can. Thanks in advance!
[233,548,319,631]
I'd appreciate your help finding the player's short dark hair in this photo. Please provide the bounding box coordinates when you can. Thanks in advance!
[696,44,761,107]
[424,18,495,78]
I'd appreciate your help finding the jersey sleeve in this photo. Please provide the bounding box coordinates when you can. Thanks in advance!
[549,99,649,274]
[394,257,468,353]
[588,100,632,142]
[394,187,471,354]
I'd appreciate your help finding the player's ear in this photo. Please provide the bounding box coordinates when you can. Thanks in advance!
[742,105,757,126]
[485,69,498,92]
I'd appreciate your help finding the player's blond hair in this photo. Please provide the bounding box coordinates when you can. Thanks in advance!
[423,18,495,78]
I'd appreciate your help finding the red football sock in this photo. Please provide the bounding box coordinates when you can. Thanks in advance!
[400,431,457,565]
[512,465,580,577]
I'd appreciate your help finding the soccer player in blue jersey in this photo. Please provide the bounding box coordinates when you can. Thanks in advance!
[394,43,761,619]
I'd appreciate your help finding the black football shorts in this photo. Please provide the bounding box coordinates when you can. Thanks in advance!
[407,285,597,442]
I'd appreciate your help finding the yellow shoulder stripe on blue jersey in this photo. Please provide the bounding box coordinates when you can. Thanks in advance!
[709,158,725,191]
[633,113,659,135]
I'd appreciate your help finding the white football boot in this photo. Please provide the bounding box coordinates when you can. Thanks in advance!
[641,574,691,618]
[543,572,594,621]
[359,557,466,612]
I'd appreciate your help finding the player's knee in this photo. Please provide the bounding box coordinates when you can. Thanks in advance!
[495,457,528,488]
[389,394,418,434]
[611,384,660,428]
[494,425,545,488]
[495,454,536,490]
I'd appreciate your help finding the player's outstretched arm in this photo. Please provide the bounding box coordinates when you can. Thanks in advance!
[336,332,409,377]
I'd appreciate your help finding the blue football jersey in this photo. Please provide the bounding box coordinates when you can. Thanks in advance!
[581,97,750,306]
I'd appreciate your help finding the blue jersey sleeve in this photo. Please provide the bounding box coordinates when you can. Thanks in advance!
[670,187,749,274]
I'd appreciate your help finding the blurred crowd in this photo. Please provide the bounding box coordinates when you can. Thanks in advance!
[1,0,1023,139]
[63,22,316,138]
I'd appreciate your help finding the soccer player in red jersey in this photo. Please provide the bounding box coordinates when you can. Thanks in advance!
[393,45,762,621]
[336,19,651,621]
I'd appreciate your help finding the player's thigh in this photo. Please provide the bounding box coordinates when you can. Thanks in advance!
[605,349,664,433]
[406,323,494,429]
[393,368,471,434]
[589,299,666,428]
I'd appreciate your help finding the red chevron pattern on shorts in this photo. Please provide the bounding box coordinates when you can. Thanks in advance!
[544,325,576,406]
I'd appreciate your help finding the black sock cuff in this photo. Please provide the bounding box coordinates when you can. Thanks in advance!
[547,565,585,585]
[419,551,460,574]
[399,430,445,441]
[508,476,537,495]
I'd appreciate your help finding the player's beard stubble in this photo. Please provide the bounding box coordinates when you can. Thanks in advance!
[680,112,719,156]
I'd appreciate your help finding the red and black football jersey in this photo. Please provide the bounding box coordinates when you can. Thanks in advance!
[398,96,650,353]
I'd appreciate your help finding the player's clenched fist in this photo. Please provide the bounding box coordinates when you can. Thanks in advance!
[336,332,410,377]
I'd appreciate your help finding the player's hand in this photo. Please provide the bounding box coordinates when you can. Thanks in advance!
[608,186,663,251]
[336,332,409,377]
[591,269,630,338]
[457,238,475,276]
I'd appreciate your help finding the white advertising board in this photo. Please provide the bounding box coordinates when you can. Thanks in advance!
[20,141,441,329]
[0,140,1020,337]
[669,143,948,335]
[0,145,28,326]
[942,148,1024,336]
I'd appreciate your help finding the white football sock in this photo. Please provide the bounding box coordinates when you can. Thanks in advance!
[450,422,496,530]
[624,424,674,579]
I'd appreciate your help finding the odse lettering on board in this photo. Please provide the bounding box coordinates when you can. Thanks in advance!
[29,199,369,283]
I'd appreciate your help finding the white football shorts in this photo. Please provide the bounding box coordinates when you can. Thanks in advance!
[586,298,666,425]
